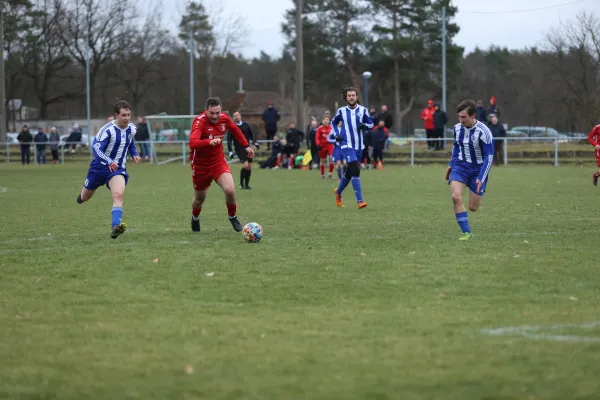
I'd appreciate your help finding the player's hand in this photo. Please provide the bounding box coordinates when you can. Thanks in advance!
[245,146,255,158]
[109,162,118,172]
[445,166,451,181]
[228,151,234,159]
[476,179,483,193]
[209,138,221,146]
[359,123,367,130]
[595,145,600,150]
[335,135,342,142]
[132,155,141,164]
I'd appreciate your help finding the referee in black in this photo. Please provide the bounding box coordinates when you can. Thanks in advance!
[228,111,259,190]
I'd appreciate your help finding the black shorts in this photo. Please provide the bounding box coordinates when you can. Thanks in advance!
[235,145,252,163]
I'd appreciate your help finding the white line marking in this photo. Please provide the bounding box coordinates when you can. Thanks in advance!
[481,321,600,343]
[0,187,6,193]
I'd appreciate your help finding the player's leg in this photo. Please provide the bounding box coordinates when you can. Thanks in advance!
[241,159,253,189]
[107,174,127,239]
[450,180,471,238]
[191,189,208,232]
[327,153,334,178]
[594,152,600,186]
[319,149,326,178]
[77,168,106,204]
[216,171,243,232]
[347,149,366,208]
[468,190,483,212]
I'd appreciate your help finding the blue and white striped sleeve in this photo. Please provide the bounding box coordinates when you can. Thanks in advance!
[362,107,374,129]
[449,127,458,167]
[477,127,494,183]
[327,130,336,144]
[330,108,342,136]
[93,130,114,164]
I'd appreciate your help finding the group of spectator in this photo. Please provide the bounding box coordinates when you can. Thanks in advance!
[477,96,505,165]
[421,100,448,151]
[16,125,61,165]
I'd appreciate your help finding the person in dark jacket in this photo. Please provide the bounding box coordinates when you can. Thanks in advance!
[67,124,82,153]
[486,96,501,124]
[361,127,372,169]
[476,100,487,123]
[433,104,448,151]
[228,111,259,189]
[136,116,151,160]
[34,127,48,164]
[16,125,32,165]
[378,104,393,130]
[262,102,280,150]
[488,115,506,165]
[260,135,283,169]
[284,122,304,169]
[48,127,60,164]
[371,120,388,168]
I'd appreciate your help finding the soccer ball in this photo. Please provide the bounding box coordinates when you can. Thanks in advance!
[241,222,263,243]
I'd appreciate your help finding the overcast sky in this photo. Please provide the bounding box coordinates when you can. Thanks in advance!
[162,0,600,59]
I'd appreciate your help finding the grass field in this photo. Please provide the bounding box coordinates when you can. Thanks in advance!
[1,162,600,399]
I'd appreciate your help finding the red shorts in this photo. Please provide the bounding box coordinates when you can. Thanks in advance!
[191,160,231,191]
[596,150,600,167]
[318,145,334,160]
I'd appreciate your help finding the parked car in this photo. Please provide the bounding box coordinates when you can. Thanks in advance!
[58,133,91,150]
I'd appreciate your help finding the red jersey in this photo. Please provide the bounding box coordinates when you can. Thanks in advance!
[588,125,600,147]
[189,112,249,166]
[421,107,435,130]
[315,125,333,148]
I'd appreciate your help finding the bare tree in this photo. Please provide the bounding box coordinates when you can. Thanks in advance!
[545,11,600,129]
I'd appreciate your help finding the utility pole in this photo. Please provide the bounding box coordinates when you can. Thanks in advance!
[189,30,194,115]
[442,6,447,113]
[295,0,304,131]
[0,2,10,143]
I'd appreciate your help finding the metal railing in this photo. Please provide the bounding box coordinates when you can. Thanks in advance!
[1,137,594,167]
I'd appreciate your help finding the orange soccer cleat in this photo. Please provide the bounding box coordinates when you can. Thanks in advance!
[357,201,367,209]
[334,188,343,207]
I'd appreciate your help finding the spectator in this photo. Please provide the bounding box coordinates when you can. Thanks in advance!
[34,127,48,164]
[378,104,393,130]
[361,126,372,169]
[136,116,151,160]
[16,125,32,165]
[262,101,280,151]
[487,96,500,123]
[433,103,448,151]
[371,120,389,169]
[421,100,435,150]
[284,122,304,169]
[488,115,506,166]
[67,124,82,153]
[260,135,283,169]
[369,106,379,126]
[307,119,319,169]
[476,100,487,123]
[48,127,60,164]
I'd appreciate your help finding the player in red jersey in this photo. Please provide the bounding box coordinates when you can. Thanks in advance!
[189,97,256,232]
[588,125,600,186]
[315,115,335,179]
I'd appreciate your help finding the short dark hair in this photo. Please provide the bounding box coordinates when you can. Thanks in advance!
[113,100,132,114]
[456,99,477,116]
[205,96,222,109]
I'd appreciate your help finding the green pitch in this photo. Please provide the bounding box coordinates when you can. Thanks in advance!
[1,163,599,399]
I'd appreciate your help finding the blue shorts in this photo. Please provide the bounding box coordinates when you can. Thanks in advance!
[84,167,129,191]
[341,147,363,164]
[449,161,488,195]
[332,146,343,162]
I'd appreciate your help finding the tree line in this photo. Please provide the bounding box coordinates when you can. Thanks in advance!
[4,0,600,138]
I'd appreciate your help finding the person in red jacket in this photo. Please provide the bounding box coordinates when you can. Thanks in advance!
[189,96,255,232]
[421,99,435,150]
[588,124,600,185]
[315,114,334,179]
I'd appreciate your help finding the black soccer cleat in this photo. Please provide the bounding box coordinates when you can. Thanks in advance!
[76,193,84,204]
[191,216,200,232]
[110,222,127,239]
[229,216,243,232]
[245,186,252,190]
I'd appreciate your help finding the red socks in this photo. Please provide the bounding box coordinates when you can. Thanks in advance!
[328,162,334,173]
[320,164,325,176]
[192,206,202,217]
[226,203,237,217]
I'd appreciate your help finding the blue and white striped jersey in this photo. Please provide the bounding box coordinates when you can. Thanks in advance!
[90,121,138,169]
[449,121,494,183]
[330,105,374,151]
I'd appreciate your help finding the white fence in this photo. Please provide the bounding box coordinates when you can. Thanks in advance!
[1,137,594,167]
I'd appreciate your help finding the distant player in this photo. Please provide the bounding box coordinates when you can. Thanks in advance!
[76,100,140,239]
[328,122,345,181]
[331,87,374,208]
[587,124,600,185]
[189,97,255,232]
[445,99,494,240]
[227,111,259,190]
[315,114,334,179]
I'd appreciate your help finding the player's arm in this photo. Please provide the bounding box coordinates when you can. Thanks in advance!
[588,126,600,147]
[189,116,213,149]
[127,136,139,159]
[330,109,342,136]
[361,109,374,130]
[247,124,258,148]
[92,131,114,165]
[327,130,337,144]
[477,130,495,184]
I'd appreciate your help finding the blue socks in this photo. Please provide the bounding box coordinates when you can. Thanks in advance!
[351,177,363,202]
[337,176,350,194]
[337,167,342,179]
[112,206,123,227]
[455,211,471,233]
